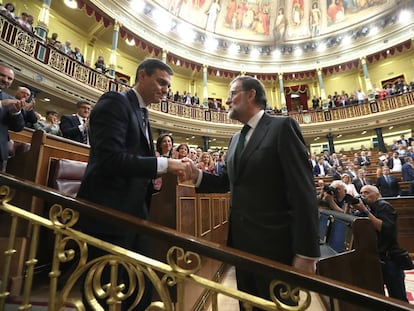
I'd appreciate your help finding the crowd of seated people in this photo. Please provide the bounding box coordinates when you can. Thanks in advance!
[314,134,414,214]
[155,134,225,176]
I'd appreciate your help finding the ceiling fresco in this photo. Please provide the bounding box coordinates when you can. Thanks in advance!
[154,0,392,44]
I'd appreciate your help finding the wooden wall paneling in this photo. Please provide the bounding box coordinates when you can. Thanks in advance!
[198,195,212,238]
[177,195,197,236]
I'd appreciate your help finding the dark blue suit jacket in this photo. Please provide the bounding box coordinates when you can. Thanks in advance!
[197,114,320,265]
[376,175,400,197]
[77,89,156,251]
[60,114,84,143]
[0,91,25,161]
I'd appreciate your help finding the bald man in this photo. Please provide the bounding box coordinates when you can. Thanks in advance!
[14,86,38,128]
[0,62,25,170]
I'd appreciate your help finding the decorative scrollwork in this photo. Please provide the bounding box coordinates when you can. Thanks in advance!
[166,246,201,275]
[15,31,36,56]
[0,185,14,204]
[48,49,67,72]
[56,236,88,266]
[49,204,79,228]
[74,65,89,83]
[269,280,311,311]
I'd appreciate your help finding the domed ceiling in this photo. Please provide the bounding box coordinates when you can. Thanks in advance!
[100,0,414,73]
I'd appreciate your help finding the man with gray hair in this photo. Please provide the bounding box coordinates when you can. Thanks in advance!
[0,62,25,171]
[322,180,350,213]
[354,185,408,302]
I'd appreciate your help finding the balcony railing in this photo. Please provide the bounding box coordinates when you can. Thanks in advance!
[1,14,414,127]
[0,173,411,310]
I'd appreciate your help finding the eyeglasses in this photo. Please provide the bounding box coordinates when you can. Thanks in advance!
[228,90,245,98]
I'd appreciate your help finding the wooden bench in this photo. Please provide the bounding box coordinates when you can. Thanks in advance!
[384,197,414,253]
[1,129,89,296]
[317,209,384,311]
[2,130,230,308]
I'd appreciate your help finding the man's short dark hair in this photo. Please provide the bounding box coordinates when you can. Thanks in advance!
[231,75,267,109]
[76,99,91,108]
[46,110,58,115]
[135,58,173,84]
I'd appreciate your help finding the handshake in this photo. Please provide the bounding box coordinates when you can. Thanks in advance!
[167,158,200,183]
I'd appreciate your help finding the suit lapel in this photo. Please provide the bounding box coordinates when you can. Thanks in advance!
[239,114,270,167]
[227,133,239,178]
[125,90,153,154]
[232,113,270,179]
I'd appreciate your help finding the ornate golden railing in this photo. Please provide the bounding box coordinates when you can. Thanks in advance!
[0,174,411,311]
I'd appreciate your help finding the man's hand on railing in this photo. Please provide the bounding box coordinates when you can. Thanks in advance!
[292,255,317,274]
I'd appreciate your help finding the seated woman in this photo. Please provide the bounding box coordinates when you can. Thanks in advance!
[156,133,174,158]
[176,143,189,159]
[34,110,62,136]
[341,173,359,196]
[196,152,216,174]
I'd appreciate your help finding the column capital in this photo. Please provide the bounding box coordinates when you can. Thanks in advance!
[114,21,121,31]
[317,68,322,75]
[360,56,367,64]
[278,72,283,80]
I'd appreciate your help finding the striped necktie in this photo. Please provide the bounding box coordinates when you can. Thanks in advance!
[82,119,88,144]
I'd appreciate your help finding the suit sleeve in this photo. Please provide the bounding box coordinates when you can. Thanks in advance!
[6,109,25,132]
[88,92,157,179]
[278,118,320,258]
[23,109,38,125]
[60,115,81,140]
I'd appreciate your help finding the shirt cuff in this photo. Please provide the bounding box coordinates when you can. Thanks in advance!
[157,157,168,174]
[194,169,203,187]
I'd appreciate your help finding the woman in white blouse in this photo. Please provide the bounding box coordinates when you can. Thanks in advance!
[341,173,359,196]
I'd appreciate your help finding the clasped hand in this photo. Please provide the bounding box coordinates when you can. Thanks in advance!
[167,158,199,183]
[2,98,24,113]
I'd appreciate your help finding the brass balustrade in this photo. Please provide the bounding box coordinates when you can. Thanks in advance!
[0,174,411,310]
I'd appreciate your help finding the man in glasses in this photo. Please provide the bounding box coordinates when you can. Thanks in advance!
[60,99,91,144]
[185,75,319,309]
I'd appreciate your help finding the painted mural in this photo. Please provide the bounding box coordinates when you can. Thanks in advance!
[154,0,392,44]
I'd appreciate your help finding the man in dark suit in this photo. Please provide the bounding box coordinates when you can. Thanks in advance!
[0,62,25,171]
[376,166,400,197]
[60,100,91,144]
[186,76,320,309]
[77,58,190,310]
[357,150,371,167]
[313,157,329,176]
[352,168,371,193]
